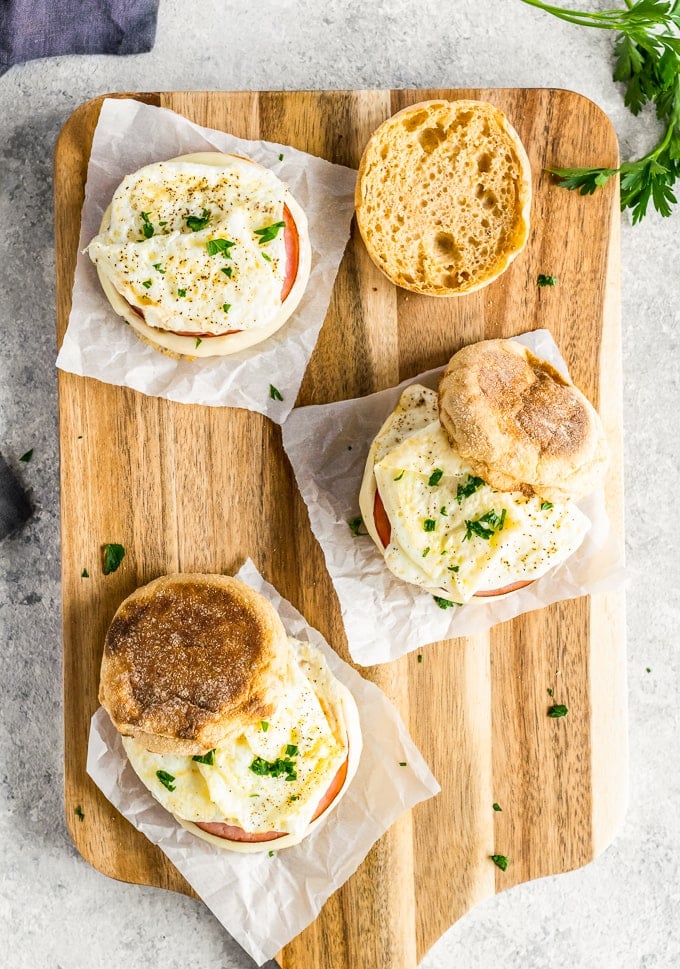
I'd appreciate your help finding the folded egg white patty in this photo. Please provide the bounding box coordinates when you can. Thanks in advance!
[362,385,590,603]
[122,637,349,838]
[88,157,296,336]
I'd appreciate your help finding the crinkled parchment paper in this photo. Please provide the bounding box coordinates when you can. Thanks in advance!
[281,330,626,666]
[87,559,439,966]
[56,97,356,423]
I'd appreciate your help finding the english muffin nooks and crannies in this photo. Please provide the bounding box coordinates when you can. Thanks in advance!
[355,100,531,296]
[99,574,361,852]
[87,152,312,358]
[359,340,608,605]
[438,340,609,503]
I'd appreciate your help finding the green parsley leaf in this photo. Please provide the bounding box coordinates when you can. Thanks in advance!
[153,263,166,274]
[278,153,284,161]
[75,805,85,821]
[254,220,286,244]
[440,506,448,515]
[348,516,367,537]
[393,470,405,481]
[537,274,557,287]
[493,802,502,812]
[102,543,125,575]
[268,850,275,857]
[541,501,554,511]
[206,238,235,257]
[194,338,202,349]
[433,595,456,609]
[422,546,430,557]
[490,854,508,871]
[447,565,460,573]
[140,211,154,239]
[547,687,554,697]
[220,266,233,278]
[222,303,231,313]
[269,384,283,401]
[423,518,436,532]
[428,468,444,486]
[81,568,89,578]
[548,704,568,718]
[286,744,299,757]
[289,794,300,802]
[399,761,407,767]
[141,279,152,289]
[262,252,272,262]
[456,475,485,504]
[156,770,176,792]
[249,755,297,781]
[646,667,652,673]
[261,721,269,732]
[19,449,33,462]
[192,749,216,765]
[177,288,186,298]
[186,208,211,232]
[417,654,423,663]
[464,509,506,541]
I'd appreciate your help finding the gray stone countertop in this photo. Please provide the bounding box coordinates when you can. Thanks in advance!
[1,1,678,967]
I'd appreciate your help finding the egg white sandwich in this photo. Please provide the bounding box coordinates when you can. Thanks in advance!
[99,573,361,852]
[87,152,312,358]
[359,339,609,605]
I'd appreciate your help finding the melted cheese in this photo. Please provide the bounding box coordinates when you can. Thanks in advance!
[366,384,590,603]
[122,638,349,839]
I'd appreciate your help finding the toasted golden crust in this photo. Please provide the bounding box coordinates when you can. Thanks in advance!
[99,574,291,755]
[355,100,531,296]
[438,340,609,502]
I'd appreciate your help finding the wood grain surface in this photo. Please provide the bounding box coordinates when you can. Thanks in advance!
[55,89,626,969]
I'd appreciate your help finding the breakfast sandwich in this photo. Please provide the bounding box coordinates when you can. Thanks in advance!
[359,339,609,604]
[355,99,531,296]
[99,573,361,852]
[87,152,312,358]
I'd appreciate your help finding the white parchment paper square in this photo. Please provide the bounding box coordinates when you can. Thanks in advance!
[87,560,439,965]
[281,329,626,666]
[56,97,357,422]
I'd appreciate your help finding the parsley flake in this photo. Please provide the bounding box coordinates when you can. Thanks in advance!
[102,543,125,575]
[81,568,89,578]
[456,475,485,504]
[269,384,283,401]
[141,279,152,289]
[153,263,166,274]
[222,303,231,314]
[547,687,554,697]
[464,509,506,541]
[220,266,233,278]
[447,565,460,573]
[177,288,186,298]
[156,770,176,792]
[19,449,33,463]
[399,761,407,767]
[186,208,211,232]
[254,221,286,244]
[286,744,299,757]
[250,755,297,781]
[140,211,154,239]
[417,654,423,663]
[261,721,269,732]
[433,596,456,609]
[348,516,367,537]
[393,470,405,481]
[541,501,554,511]
[278,153,284,161]
[422,547,430,557]
[490,854,508,871]
[194,337,202,349]
[206,238,235,257]
[192,749,216,765]
[537,274,558,287]
[548,704,568,718]
[262,252,272,262]
[75,805,85,821]
[268,850,275,857]
[493,802,502,812]
[428,468,444,486]
[423,518,436,532]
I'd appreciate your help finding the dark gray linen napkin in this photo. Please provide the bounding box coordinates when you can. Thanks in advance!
[0,0,159,72]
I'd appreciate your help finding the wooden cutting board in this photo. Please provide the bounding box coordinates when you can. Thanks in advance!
[55,89,626,968]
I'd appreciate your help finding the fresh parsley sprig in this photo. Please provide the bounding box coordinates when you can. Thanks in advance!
[520,0,680,221]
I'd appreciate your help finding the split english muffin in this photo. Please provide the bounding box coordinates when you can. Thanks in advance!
[355,99,531,296]
[99,573,361,852]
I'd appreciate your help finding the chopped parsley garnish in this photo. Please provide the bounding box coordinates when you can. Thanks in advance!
[102,543,125,575]
[156,770,176,792]
[289,794,300,802]
[249,755,297,781]
[262,252,272,262]
[75,805,85,821]
[177,288,186,298]
[440,506,448,516]
[422,547,430,557]
[417,654,423,663]
[192,749,216,765]
[493,802,502,812]
[399,761,407,767]
[646,667,652,673]
[222,303,231,313]
[428,468,444,486]
[140,211,154,239]
[186,208,211,232]
[269,384,283,401]
[194,337,202,349]
[537,274,558,287]
[456,475,485,504]
[541,501,554,511]
[268,850,275,857]
[254,220,286,244]
[548,704,568,718]
[464,509,506,541]
[81,568,89,578]
[433,595,456,609]
[142,279,152,289]
[447,565,460,573]
[348,516,367,537]
[153,263,166,274]
[547,687,554,697]
[286,744,299,757]
[490,854,508,871]
[278,153,284,161]
[261,721,269,732]
[423,518,436,532]
[393,470,405,481]
[206,238,235,257]
[19,449,33,463]
[220,266,233,278]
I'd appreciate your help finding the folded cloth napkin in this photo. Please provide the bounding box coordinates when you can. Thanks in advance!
[0,452,32,540]
[0,0,159,73]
